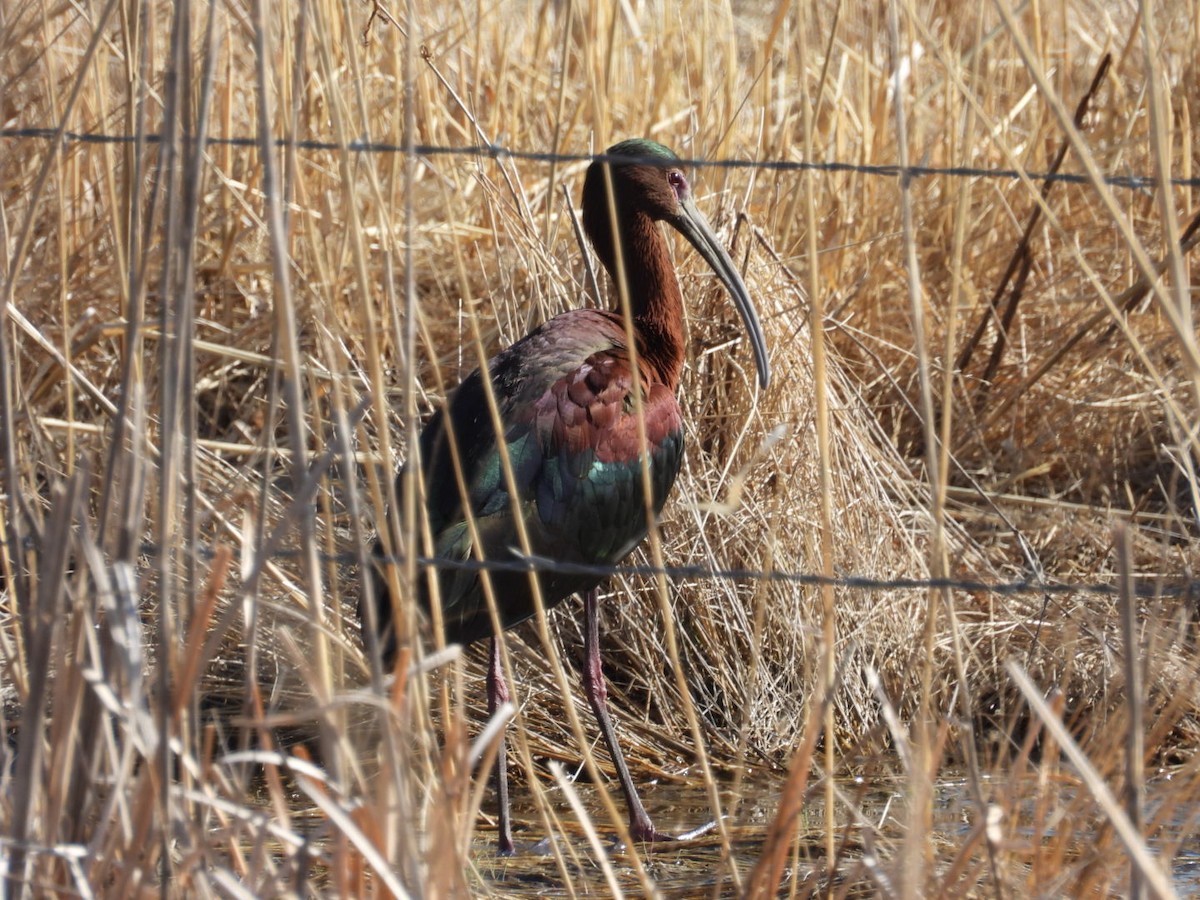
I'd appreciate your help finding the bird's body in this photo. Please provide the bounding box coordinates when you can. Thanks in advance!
[366,138,769,852]
[413,306,684,646]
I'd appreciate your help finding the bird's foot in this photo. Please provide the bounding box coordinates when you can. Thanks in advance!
[675,819,719,841]
[495,834,555,857]
[627,817,717,846]
[628,822,676,844]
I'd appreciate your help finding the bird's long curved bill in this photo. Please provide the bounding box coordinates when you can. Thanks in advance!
[672,197,771,390]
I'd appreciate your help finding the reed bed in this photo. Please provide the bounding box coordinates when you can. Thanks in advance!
[2,0,1199,896]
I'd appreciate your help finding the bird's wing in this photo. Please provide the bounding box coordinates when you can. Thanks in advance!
[415,310,683,633]
[526,344,683,562]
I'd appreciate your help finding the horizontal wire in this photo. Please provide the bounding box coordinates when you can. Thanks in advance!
[12,124,1196,601]
[2,128,1197,190]
[136,540,1199,601]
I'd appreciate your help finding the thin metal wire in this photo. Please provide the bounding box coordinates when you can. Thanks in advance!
[2,128,1198,189]
[125,539,1199,600]
[12,124,1198,604]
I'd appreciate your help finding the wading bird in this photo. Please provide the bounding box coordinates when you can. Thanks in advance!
[365,138,770,853]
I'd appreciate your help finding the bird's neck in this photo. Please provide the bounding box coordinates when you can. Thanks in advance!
[602,214,685,391]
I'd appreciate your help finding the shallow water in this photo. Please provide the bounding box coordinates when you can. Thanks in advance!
[473,771,1200,897]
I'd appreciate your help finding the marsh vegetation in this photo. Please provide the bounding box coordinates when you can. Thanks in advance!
[2,0,1199,896]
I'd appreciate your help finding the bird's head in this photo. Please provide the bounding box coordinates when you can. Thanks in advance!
[581,139,770,390]
[582,138,689,228]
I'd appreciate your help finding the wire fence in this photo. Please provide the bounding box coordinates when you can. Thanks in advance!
[6,127,1199,607]
[144,540,1200,602]
[4,127,1200,190]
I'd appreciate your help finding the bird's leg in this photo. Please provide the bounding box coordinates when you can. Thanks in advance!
[582,587,675,844]
[487,636,516,855]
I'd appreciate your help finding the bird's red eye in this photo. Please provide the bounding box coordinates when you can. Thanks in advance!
[668,169,688,197]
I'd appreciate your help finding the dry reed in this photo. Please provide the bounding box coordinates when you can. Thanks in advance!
[2,0,1199,896]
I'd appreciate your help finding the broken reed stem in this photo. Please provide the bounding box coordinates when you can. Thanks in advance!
[978,205,1200,435]
[889,2,941,893]
[1007,661,1176,900]
[956,52,1111,385]
[795,0,839,877]
[1115,522,1145,900]
[743,687,828,900]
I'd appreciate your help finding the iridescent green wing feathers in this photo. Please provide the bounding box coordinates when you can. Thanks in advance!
[402,309,684,644]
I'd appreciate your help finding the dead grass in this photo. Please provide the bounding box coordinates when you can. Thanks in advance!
[2,0,1199,896]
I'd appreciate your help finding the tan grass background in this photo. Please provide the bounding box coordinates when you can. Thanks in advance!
[2,0,1199,895]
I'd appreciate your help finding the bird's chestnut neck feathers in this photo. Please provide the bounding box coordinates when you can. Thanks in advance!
[581,140,686,390]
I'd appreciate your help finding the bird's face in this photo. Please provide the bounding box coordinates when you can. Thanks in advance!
[613,158,692,220]
[583,139,686,221]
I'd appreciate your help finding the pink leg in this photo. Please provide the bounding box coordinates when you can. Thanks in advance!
[581,587,676,844]
[487,637,515,855]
